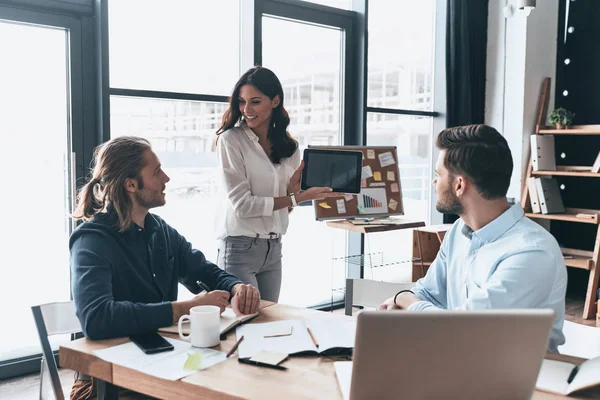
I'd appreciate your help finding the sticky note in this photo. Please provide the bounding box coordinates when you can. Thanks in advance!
[378,151,396,167]
[264,326,293,338]
[336,199,346,214]
[361,165,373,179]
[183,352,204,371]
[391,183,399,193]
[344,193,354,201]
[250,350,288,366]
[318,202,331,209]
[367,149,375,159]
[361,179,367,188]
[373,171,382,181]
[387,171,395,181]
[389,199,398,211]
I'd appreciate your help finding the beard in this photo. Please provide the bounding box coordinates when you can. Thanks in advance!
[436,189,464,215]
[134,189,165,210]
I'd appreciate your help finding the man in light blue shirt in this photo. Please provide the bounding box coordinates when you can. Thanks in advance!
[379,124,567,352]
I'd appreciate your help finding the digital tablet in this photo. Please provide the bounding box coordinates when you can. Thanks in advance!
[301,148,363,193]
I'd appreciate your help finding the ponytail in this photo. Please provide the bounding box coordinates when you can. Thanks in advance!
[72,176,105,221]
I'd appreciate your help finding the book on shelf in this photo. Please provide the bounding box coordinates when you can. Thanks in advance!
[535,177,565,214]
[527,177,541,213]
[536,356,600,395]
[531,135,556,171]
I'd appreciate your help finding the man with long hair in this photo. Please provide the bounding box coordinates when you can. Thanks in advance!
[378,125,567,352]
[69,136,259,397]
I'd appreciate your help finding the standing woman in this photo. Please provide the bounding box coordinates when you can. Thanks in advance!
[215,66,335,302]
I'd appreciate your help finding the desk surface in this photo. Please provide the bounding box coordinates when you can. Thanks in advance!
[60,302,600,400]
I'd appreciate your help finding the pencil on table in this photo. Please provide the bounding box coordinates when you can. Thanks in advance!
[226,335,244,358]
[307,327,319,348]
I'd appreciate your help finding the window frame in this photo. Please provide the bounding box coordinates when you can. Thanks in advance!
[0,3,94,380]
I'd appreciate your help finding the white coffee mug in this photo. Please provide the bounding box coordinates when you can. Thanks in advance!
[178,305,220,348]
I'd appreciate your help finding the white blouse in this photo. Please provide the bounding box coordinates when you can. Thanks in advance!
[215,122,301,240]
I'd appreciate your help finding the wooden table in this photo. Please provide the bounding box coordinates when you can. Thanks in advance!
[60,302,600,399]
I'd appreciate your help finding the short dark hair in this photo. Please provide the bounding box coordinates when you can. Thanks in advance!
[436,124,513,199]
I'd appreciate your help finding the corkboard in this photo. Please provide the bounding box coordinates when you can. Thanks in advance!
[309,145,404,221]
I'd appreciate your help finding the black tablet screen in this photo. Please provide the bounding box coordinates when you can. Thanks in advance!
[301,149,362,193]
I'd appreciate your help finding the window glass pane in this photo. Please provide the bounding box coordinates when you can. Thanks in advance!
[108,0,240,95]
[262,16,346,307]
[367,0,436,110]
[365,113,432,284]
[297,0,350,9]
[0,20,72,361]
[110,96,227,300]
[366,113,431,221]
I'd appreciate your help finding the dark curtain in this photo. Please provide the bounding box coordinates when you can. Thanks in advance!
[443,0,490,224]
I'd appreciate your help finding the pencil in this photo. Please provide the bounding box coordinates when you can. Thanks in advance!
[306,327,319,348]
[226,335,244,358]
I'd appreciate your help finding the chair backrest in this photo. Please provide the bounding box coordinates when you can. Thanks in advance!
[344,278,415,315]
[31,301,81,400]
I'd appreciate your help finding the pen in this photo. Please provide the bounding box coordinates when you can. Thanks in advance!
[196,280,211,293]
[226,335,244,358]
[567,365,579,384]
[238,358,288,371]
[307,327,319,348]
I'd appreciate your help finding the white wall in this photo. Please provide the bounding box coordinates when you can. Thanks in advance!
[485,0,559,200]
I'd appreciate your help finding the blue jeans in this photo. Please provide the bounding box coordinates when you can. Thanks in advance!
[217,235,283,302]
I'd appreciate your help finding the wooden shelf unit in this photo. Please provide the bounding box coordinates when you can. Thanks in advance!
[411,225,452,282]
[521,77,600,319]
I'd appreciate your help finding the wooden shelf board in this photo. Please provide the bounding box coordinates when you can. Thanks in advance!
[412,261,432,267]
[564,256,593,270]
[525,212,599,224]
[532,169,600,177]
[538,125,600,134]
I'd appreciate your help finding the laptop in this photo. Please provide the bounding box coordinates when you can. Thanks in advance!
[335,309,554,400]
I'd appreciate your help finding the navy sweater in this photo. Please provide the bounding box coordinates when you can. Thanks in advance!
[70,209,241,340]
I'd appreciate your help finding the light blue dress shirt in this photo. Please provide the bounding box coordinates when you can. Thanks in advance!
[409,203,567,352]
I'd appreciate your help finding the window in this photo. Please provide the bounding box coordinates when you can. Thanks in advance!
[0,19,75,363]
[367,0,436,111]
[108,0,241,95]
[110,97,226,269]
[364,0,439,277]
[262,15,347,307]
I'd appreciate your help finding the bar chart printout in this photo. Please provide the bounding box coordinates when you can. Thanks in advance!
[357,188,388,214]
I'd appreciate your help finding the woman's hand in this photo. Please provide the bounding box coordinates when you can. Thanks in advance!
[297,187,343,203]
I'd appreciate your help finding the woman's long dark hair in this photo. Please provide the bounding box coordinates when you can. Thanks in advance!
[216,66,298,164]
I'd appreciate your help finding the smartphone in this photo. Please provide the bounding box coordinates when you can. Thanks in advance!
[130,332,174,354]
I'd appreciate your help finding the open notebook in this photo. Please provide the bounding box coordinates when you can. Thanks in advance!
[536,356,600,395]
[236,319,356,359]
[158,308,259,337]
